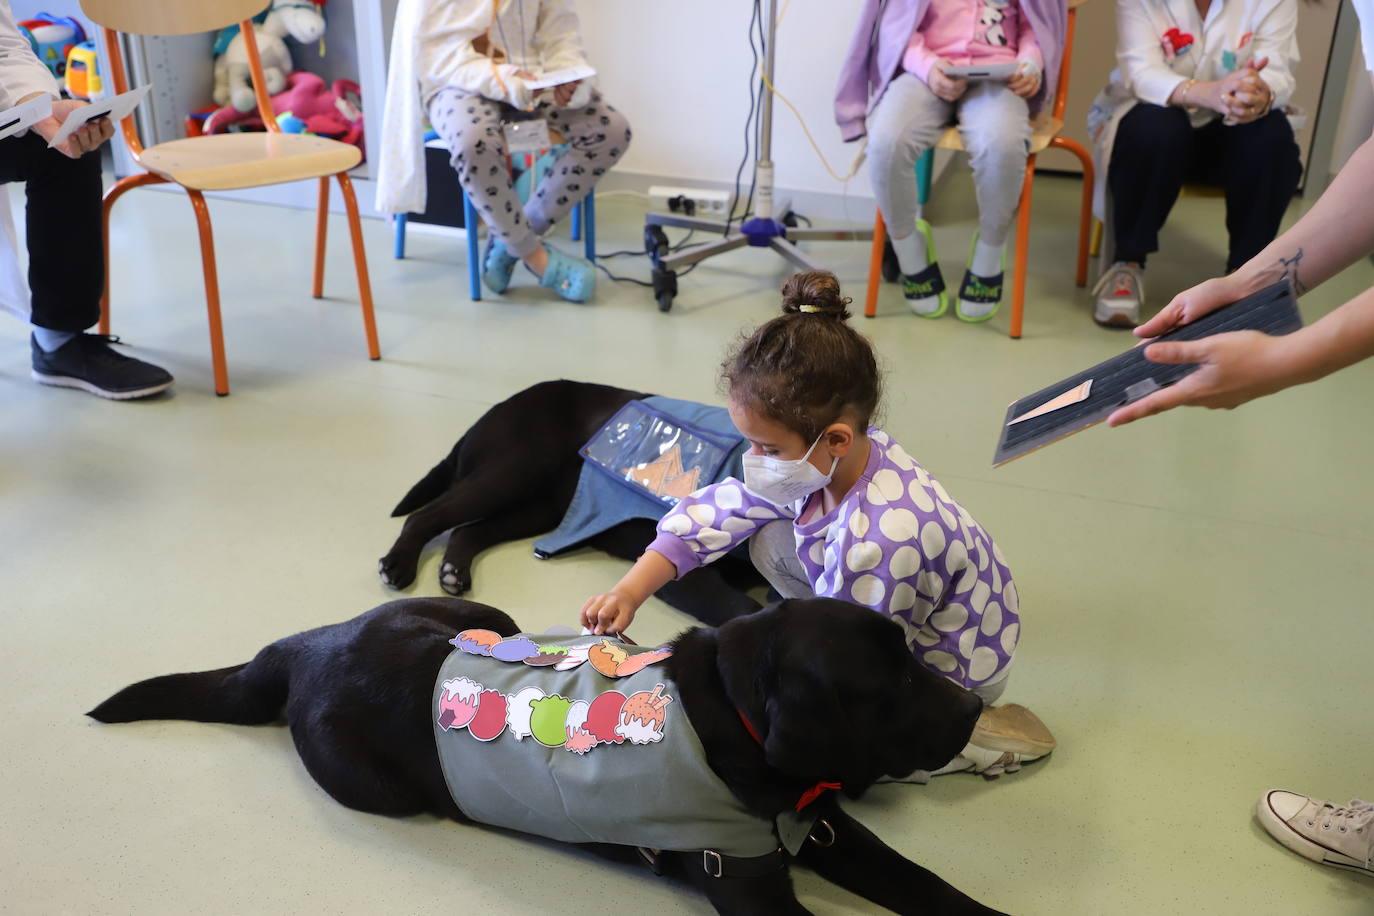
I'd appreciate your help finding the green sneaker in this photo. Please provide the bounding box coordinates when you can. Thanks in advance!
[902,219,948,318]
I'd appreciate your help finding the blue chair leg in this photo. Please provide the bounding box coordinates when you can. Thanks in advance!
[570,201,582,242]
[916,149,933,207]
[583,193,595,262]
[393,213,407,259]
[464,192,482,301]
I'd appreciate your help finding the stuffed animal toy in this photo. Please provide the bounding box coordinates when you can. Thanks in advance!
[213,0,327,113]
[204,71,364,154]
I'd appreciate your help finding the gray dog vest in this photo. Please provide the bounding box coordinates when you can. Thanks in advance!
[432,630,813,858]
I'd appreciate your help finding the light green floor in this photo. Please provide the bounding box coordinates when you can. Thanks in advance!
[3,172,1371,915]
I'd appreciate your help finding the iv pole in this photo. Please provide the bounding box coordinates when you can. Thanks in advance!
[642,0,874,311]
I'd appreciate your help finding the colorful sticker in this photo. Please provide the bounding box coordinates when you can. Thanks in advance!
[437,676,482,730]
[621,444,702,501]
[616,685,673,745]
[468,689,509,741]
[437,679,673,756]
[450,630,672,678]
[506,685,545,740]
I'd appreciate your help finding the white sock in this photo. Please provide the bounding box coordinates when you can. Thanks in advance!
[889,231,928,276]
[971,239,1004,277]
[32,328,77,352]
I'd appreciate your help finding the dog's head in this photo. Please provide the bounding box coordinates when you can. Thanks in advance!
[716,598,982,795]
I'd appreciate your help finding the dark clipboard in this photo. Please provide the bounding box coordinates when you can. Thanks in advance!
[993,280,1303,467]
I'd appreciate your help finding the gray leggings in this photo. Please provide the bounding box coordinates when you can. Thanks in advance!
[866,73,1031,247]
[427,89,631,258]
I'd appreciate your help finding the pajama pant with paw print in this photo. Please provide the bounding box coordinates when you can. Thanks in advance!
[427,88,631,258]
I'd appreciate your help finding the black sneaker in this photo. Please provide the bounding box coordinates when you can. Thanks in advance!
[31,333,174,400]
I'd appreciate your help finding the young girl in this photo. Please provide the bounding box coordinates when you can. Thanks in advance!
[378,0,631,302]
[581,271,1054,777]
[835,0,1066,321]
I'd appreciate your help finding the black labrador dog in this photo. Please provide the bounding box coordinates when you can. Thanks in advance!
[378,380,766,626]
[90,596,1004,915]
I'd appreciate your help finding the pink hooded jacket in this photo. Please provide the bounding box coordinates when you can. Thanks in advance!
[834,0,1067,142]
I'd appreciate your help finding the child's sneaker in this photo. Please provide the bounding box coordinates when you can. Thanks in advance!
[1092,261,1144,328]
[956,231,1004,322]
[536,246,596,303]
[1257,790,1374,877]
[482,237,519,294]
[902,219,948,318]
[970,703,1057,757]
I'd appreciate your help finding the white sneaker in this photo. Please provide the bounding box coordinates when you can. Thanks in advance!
[940,743,1045,778]
[1256,790,1374,877]
[1092,261,1144,329]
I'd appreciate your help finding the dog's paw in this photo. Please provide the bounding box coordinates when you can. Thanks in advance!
[378,554,417,590]
[439,561,472,596]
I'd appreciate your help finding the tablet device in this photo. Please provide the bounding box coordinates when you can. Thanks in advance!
[526,65,597,91]
[941,62,1019,81]
[992,280,1302,467]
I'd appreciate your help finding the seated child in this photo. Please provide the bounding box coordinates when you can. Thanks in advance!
[837,0,1065,321]
[581,271,1055,777]
[378,0,630,302]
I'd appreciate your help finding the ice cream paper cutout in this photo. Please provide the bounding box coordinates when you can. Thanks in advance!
[1007,379,1093,426]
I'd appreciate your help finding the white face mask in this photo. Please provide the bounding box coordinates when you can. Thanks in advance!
[741,432,839,506]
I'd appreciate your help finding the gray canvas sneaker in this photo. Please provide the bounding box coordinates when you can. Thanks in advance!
[1257,789,1374,877]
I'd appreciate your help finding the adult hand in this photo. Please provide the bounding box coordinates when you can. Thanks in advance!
[1007,61,1041,99]
[1218,57,1272,122]
[1133,274,1242,339]
[580,590,638,636]
[928,61,968,103]
[1106,329,1300,426]
[29,97,113,159]
[553,79,580,107]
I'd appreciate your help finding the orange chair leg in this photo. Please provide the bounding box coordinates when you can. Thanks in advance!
[335,172,381,361]
[1051,136,1094,288]
[312,176,329,299]
[99,172,166,335]
[186,190,230,396]
[865,211,887,319]
[1010,155,1037,340]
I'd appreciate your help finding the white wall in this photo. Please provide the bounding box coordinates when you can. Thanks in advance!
[579,0,879,221]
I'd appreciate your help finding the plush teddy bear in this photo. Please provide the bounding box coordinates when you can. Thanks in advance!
[213,0,327,112]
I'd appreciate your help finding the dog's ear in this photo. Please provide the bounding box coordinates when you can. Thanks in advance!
[717,601,880,789]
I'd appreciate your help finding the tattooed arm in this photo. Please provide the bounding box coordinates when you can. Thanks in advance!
[1105,134,1374,426]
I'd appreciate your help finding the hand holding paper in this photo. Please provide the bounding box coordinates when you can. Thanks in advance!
[41,85,151,157]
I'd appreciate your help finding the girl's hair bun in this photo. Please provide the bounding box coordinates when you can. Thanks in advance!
[780,270,851,320]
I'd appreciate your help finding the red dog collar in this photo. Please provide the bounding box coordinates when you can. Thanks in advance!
[737,709,842,813]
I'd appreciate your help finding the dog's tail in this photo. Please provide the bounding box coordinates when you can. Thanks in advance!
[87,646,289,725]
[391,436,464,517]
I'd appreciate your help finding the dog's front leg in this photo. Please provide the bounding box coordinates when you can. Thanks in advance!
[794,801,1009,916]
[661,851,813,915]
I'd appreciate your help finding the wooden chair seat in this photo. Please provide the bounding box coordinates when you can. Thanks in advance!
[138,133,362,192]
[933,114,1066,156]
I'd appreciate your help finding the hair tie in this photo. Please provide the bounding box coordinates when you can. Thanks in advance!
[798,304,822,313]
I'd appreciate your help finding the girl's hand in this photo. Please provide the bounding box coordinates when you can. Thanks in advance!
[1106,329,1300,426]
[553,79,580,107]
[580,590,639,636]
[928,62,968,102]
[1007,61,1041,99]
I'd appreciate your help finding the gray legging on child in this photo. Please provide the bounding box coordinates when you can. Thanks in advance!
[748,518,1010,704]
[865,73,1031,247]
[427,88,631,258]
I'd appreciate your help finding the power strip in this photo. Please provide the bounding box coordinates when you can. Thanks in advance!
[648,185,730,215]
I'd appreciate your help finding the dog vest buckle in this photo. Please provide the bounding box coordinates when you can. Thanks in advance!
[703,849,724,878]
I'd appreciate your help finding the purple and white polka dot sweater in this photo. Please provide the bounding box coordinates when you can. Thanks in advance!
[646,428,1019,689]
